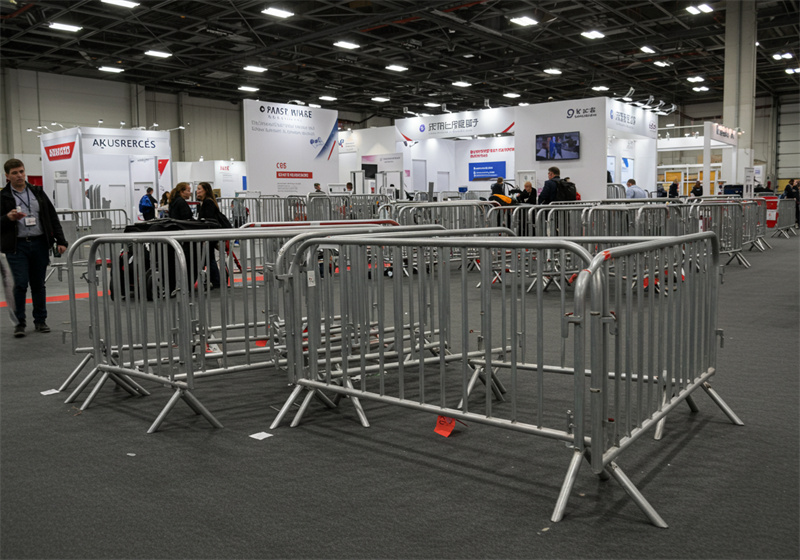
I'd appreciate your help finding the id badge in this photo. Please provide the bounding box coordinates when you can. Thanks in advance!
[24,216,36,227]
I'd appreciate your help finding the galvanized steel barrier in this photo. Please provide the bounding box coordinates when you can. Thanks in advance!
[269,232,742,526]
[690,201,750,267]
[772,199,798,237]
[395,201,495,229]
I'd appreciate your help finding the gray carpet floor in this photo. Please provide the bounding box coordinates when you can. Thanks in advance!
[1,232,798,560]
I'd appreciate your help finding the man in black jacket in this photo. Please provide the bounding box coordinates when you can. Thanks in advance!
[1,159,68,337]
[537,166,561,205]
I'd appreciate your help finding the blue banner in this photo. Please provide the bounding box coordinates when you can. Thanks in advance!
[469,161,506,181]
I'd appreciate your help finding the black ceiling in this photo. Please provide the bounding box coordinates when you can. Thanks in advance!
[1,0,798,121]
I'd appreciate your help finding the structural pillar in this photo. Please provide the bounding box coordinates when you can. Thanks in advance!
[722,0,757,186]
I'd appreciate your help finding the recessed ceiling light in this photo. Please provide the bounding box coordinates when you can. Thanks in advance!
[503,92,521,98]
[687,76,705,82]
[592,85,609,91]
[452,81,472,87]
[238,86,259,92]
[99,66,124,73]
[49,22,82,32]
[640,46,656,54]
[686,6,701,14]
[462,54,474,58]
[243,65,267,72]
[262,7,293,18]
[543,68,562,75]
[785,68,800,74]
[334,40,359,50]
[424,102,440,107]
[101,0,139,8]
[693,86,709,92]
[371,96,390,102]
[654,60,671,67]
[145,50,171,58]
[510,16,537,26]
[319,95,337,101]
[308,103,321,108]
[698,4,713,13]
[518,102,529,106]
[581,30,605,39]
[386,64,408,72]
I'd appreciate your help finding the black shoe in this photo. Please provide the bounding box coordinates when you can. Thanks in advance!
[14,325,25,338]
[34,322,51,333]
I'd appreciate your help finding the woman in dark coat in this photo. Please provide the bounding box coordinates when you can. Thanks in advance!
[168,182,193,220]
[195,182,221,288]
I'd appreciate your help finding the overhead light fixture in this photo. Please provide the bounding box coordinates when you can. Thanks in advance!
[371,96,390,102]
[319,95,337,101]
[640,46,656,54]
[308,103,321,108]
[503,92,521,98]
[424,102,440,107]
[773,53,794,60]
[686,4,713,14]
[687,76,705,82]
[622,87,635,102]
[101,0,139,7]
[145,50,171,58]
[693,86,709,92]
[244,65,267,72]
[510,16,537,26]
[167,126,185,131]
[262,7,293,18]
[666,123,675,127]
[386,64,408,72]
[785,68,800,74]
[238,86,259,92]
[119,121,126,127]
[518,102,529,107]
[419,113,431,117]
[334,40,359,50]
[581,30,605,39]
[97,119,104,125]
[654,60,671,67]
[592,85,609,91]
[99,66,124,73]
[543,68,562,75]
[49,22,82,32]
[452,81,472,87]
[462,53,474,58]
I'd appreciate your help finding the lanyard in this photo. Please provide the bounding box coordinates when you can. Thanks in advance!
[12,187,32,213]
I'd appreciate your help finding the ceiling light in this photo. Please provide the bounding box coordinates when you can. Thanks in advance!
[238,86,259,92]
[640,46,656,54]
[462,53,474,58]
[503,92,521,98]
[592,85,609,91]
[145,50,171,58]
[518,102,529,106]
[371,96,390,102]
[686,6,701,14]
[452,81,472,87]
[785,68,800,74]
[49,22,82,32]
[99,66,124,73]
[581,30,605,39]
[424,102,440,107]
[693,86,709,92]
[666,123,675,127]
[654,60,671,67]
[101,0,139,7]
[386,64,408,72]
[621,87,635,102]
[308,103,321,108]
[262,7,293,18]
[687,76,705,82]
[510,16,537,26]
[244,65,267,72]
[334,40,359,50]
[319,95,337,101]
[543,68,562,75]
[419,113,432,117]
[698,4,713,13]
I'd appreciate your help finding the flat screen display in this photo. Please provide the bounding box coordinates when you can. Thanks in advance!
[535,131,580,161]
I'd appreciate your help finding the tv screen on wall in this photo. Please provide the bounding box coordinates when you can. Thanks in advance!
[535,131,580,161]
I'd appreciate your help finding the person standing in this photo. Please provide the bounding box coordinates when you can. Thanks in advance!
[139,187,158,220]
[491,177,506,196]
[1,158,68,338]
[312,183,323,193]
[196,182,221,289]
[537,166,561,205]
[625,179,648,199]
[690,180,703,197]
[168,182,193,220]
[668,180,680,198]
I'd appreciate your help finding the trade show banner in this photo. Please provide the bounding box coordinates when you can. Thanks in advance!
[243,99,339,196]
[396,107,515,142]
[41,128,82,209]
[606,99,658,139]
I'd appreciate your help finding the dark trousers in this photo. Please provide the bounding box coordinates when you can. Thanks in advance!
[6,236,50,326]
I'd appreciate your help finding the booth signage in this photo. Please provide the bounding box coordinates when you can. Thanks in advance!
[396,107,515,141]
[44,141,76,161]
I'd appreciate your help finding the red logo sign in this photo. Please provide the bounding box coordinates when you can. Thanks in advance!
[45,142,76,161]
[277,171,312,179]
[157,159,169,176]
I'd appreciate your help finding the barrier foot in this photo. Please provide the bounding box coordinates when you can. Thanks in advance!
[606,462,668,528]
[701,382,744,426]
[551,448,585,523]
[181,389,223,429]
[269,384,305,429]
[147,388,183,433]
[107,372,142,397]
[58,353,93,392]
[64,366,100,404]
[759,237,773,250]
[685,394,700,413]
[343,376,370,428]
[458,366,483,409]
[290,387,317,427]
[79,371,110,411]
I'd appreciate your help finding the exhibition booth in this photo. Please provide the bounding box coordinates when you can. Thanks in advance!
[172,160,248,198]
[39,127,172,219]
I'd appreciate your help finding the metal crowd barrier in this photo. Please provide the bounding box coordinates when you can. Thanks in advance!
[464,190,492,201]
[218,196,262,226]
[269,232,742,527]
[52,208,131,281]
[747,198,771,250]
[772,199,798,238]
[690,201,749,267]
[395,201,495,229]
[607,183,626,198]
[60,223,440,432]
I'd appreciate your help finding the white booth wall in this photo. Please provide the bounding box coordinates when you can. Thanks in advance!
[172,160,248,198]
